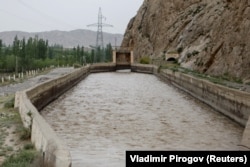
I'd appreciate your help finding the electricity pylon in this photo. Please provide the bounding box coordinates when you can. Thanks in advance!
[87,8,113,62]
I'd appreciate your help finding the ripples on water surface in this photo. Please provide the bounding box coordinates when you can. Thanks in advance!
[41,71,243,167]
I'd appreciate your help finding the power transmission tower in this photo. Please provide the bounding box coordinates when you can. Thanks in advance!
[87,8,113,62]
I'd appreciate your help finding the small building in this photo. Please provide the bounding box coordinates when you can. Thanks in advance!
[113,48,134,70]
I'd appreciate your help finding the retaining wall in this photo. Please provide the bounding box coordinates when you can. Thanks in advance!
[131,64,250,149]
[131,63,158,74]
[158,69,250,126]
[15,67,90,167]
[89,63,116,73]
[159,69,250,149]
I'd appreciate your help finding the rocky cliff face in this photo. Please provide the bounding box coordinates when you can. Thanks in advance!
[122,0,250,81]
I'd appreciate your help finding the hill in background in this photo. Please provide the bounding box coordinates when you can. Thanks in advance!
[0,29,123,48]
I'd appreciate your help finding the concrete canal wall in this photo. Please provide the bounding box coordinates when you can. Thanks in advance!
[15,67,90,167]
[159,69,250,149]
[14,64,119,167]
[131,63,158,74]
[89,63,116,73]
[131,63,250,149]
[159,69,250,126]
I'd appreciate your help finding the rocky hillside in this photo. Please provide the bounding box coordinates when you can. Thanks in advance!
[0,29,123,48]
[122,0,250,81]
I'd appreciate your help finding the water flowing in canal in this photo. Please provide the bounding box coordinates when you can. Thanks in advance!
[41,71,243,167]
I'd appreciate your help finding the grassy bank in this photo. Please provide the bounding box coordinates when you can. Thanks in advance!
[0,95,41,167]
[159,63,248,91]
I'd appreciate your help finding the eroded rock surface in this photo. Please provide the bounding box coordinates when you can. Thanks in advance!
[122,0,250,81]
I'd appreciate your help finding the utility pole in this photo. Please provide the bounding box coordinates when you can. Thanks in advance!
[87,7,113,62]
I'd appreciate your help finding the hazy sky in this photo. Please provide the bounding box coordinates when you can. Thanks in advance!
[0,0,143,34]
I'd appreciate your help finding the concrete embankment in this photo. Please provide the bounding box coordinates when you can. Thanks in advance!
[159,69,250,149]
[89,63,116,73]
[131,63,250,149]
[131,63,158,74]
[15,67,90,167]
[158,69,250,126]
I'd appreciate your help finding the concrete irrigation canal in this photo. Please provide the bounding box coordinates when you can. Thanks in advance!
[15,64,250,167]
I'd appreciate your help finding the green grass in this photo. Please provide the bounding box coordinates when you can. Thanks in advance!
[4,97,15,109]
[160,64,244,88]
[2,143,53,167]
[0,94,40,167]
[5,146,13,152]
[0,94,31,165]
[23,143,34,150]
[19,127,31,141]
[1,149,38,167]
[0,95,14,105]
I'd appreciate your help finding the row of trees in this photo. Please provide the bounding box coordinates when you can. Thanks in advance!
[0,36,113,73]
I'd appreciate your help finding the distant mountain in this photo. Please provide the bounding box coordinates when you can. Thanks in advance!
[0,29,123,48]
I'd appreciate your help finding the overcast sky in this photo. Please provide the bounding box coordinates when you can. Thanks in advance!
[0,0,143,34]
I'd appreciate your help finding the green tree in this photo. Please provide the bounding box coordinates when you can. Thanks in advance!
[37,39,47,60]
[0,39,3,69]
[13,35,20,73]
[19,38,26,71]
[5,55,16,71]
[13,36,20,56]
[1,35,105,72]
[76,45,80,63]
[80,46,84,64]
[26,37,35,69]
[0,39,2,57]
[95,46,102,63]
[105,43,113,62]
[91,49,95,64]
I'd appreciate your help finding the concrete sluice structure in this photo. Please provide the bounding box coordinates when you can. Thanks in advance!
[112,47,133,70]
[14,63,250,166]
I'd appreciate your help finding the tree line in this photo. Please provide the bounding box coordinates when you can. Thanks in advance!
[0,36,113,73]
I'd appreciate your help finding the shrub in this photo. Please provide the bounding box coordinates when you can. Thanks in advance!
[24,143,34,150]
[177,47,183,53]
[187,53,192,58]
[140,56,150,64]
[4,97,15,108]
[20,127,31,140]
[192,50,199,56]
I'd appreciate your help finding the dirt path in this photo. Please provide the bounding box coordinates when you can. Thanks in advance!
[0,67,75,96]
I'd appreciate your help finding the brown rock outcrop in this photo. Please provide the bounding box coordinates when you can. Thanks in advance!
[122,0,250,81]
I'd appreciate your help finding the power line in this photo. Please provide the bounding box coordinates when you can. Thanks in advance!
[0,8,56,31]
[17,0,79,30]
[87,8,113,62]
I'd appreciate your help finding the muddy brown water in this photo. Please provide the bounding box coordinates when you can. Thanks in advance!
[41,71,243,167]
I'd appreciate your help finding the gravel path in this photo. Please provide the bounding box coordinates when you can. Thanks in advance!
[0,67,75,96]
